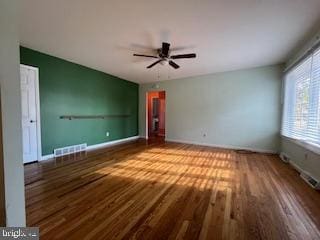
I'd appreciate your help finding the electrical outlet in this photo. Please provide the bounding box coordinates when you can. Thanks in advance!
[106,131,110,137]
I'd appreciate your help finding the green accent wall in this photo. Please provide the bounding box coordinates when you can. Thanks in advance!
[20,47,139,155]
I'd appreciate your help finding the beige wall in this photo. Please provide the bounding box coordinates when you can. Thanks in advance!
[0,0,26,226]
[140,64,283,153]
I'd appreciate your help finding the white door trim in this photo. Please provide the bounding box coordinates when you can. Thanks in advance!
[146,91,166,139]
[20,64,42,162]
[145,92,149,139]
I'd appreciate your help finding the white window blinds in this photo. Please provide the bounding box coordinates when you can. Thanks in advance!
[282,48,320,146]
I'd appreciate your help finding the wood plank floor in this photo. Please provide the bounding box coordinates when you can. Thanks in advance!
[24,139,320,239]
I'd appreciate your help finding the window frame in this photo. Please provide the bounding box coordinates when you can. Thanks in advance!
[281,47,320,154]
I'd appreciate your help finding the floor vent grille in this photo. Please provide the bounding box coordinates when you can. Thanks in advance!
[300,172,320,190]
[54,143,87,157]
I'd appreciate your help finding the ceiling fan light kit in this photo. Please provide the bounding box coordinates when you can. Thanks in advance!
[133,42,196,69]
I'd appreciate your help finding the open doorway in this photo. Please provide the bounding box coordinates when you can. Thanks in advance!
[146,91,165,139]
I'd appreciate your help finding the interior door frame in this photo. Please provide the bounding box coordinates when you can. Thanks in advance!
[145,90,166,139]
[20,64,42,162]
[145,92,149,139]
[0,91,6,226]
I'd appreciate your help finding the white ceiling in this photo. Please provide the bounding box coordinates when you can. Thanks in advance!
[19,0,320,83]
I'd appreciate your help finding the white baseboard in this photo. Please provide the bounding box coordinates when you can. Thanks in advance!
[40,136,140,161]
[288,160,305,174]
[287,158,318,181]
[165,138,278,154]
[280,151,318,179]
[280,151,320,187]
[86,136,139,151]
[41,136,276,161]
[288,160,320,188]
[40,154,54,161]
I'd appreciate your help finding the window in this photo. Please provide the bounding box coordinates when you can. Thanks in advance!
[282,48,320,147]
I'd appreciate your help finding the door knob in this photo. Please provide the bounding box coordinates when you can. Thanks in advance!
[30,120,36,123]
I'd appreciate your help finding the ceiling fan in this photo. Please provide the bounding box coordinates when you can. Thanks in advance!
[133,42,196,69]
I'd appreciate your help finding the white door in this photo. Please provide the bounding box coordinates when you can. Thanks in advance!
[20,65,39,163]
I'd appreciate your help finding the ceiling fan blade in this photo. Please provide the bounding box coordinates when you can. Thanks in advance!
[169,60,180,69]
[170,53,196,59]
[133,54,158,58]
[162,42,170,57]
[147,60,163,69]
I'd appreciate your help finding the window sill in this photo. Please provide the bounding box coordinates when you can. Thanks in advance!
[281,135,320,155]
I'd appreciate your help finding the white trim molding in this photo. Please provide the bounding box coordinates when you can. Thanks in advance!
[288,159,305,174]
[40,154,54,161]
[41,136,140,161]
[288,158,320,187]
[165,138,278,154]
[276,150,320,189]
[86,136,139,151]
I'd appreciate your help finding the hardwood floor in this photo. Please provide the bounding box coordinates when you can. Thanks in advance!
[24,139,320,239]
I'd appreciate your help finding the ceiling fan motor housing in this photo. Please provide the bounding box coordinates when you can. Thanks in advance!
[133,42,196,69]
[158,48,169,58]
